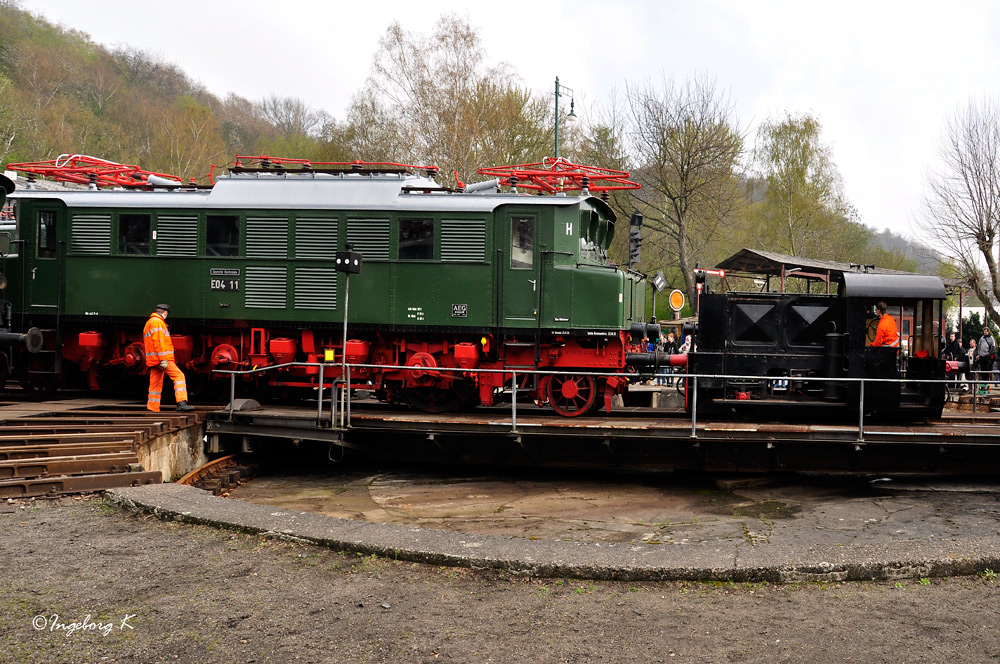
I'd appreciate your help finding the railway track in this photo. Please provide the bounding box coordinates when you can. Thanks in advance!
[178,454,253,495]
[0,399,206,498]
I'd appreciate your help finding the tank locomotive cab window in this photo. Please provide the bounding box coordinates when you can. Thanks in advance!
[38,210,56,258]
[118,214,150,255]
[207,215,240,256]
[511,217,534,269]
[731,301,778,345]
[399,218,434,260]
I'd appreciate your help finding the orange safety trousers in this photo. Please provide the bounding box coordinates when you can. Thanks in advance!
[146,361,189,412]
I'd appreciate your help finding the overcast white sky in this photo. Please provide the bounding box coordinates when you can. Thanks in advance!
[24,0,1000,240]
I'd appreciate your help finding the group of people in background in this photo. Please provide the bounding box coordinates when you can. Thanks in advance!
[647,329,693,386]
[942,327,998,391]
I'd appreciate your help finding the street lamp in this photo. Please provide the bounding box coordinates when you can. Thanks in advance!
[554,76,577,160]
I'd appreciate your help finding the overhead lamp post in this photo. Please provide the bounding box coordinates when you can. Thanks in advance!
[554,76,577,160]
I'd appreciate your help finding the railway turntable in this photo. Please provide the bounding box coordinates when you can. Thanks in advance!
[204,397,1000,476]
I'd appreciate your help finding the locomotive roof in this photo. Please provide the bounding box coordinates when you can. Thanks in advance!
[838,272,946,300]
[9,172,616,219]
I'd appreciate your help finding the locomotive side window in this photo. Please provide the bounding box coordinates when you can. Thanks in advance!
[38,210,56,258]
[207,215,240,256]
[786,303,834,346]
[118,214,150,255]
[511,217,534,269]
[731,302,778,345]
[399,218,434,260]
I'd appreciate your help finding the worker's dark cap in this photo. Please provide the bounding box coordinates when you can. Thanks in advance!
[155,304,170,311]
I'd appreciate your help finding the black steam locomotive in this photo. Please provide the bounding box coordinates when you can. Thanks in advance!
[687,271,949,418]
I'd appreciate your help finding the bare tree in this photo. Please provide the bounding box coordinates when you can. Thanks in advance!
[920,97,1000,322]
[255,95,322,139]
[111,46,164,87]
[624,75,746,302]
[217,93,276,156]
[578,87,635,264]
[349,15,549,183]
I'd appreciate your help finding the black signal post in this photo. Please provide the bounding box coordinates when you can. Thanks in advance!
[628,210,643,271]
[335,244,363,422]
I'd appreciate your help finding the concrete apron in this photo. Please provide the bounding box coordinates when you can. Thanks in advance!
[106,472,1000,583]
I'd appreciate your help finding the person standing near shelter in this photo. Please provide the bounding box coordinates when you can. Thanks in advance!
[871,301,899,348]
[944,332,963,361]
[144,304,194,412]
[977,327,996,387]
[657,332,678,385]
[944,332,964,391]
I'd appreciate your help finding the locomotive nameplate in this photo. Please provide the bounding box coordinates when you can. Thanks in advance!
[210,268,241,291]
[210,278,240,291]
[452,304,468,318]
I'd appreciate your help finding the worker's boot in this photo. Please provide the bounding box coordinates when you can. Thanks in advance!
[176,401,195,412]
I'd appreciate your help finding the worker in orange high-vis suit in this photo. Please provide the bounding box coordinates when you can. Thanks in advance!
[144,304,194,412]
[871,300,900,348]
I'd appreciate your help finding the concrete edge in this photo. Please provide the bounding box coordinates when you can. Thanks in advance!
[104,484,1000,583]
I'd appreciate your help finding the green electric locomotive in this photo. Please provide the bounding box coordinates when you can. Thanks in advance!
[0,157,649,415]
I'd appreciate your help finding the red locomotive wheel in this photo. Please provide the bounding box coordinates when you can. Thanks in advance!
[546,374,596,417]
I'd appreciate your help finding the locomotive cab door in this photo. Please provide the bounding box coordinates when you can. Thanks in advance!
[499,213,539,327]
[26,205,61,310]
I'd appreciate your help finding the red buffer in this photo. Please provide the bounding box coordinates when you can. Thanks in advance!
[6,154,185,188]
[477,158,640,193]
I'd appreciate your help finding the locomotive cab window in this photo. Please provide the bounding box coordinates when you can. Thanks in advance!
[207,215,240,257]
[38,210,56,258]
[118,214,150,255]
[399,218,433,260]
[511,217,534,269]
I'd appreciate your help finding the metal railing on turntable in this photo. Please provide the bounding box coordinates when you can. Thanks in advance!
[213,363,991,443]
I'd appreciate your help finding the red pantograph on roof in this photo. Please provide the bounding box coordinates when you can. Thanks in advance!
[6,154,184,188]
[477,157,640,193]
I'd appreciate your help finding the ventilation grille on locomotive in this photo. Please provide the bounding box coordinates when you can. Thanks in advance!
[156,215,198,256]
[295,218,338,259]
[245,266,287,309]
[247,217,288,259]
[441,219,486,262]
[346,219,389,260]
[70,214,111,255]
[294,267,337,310]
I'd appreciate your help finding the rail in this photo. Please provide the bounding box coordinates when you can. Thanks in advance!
[213,363,993,444]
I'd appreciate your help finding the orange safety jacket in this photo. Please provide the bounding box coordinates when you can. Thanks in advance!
[872,314,900,348]
[143,312,175,366]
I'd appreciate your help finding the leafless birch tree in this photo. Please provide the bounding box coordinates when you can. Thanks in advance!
[624,75,746,302]
[920,97,1000,322]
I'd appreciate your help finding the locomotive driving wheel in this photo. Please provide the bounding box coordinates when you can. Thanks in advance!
[546,373,596,417]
